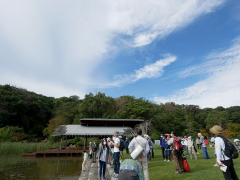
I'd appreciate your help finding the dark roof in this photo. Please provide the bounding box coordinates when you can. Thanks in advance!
[80,118,144,122]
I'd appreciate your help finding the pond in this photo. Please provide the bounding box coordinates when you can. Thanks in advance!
[0,154,83,180]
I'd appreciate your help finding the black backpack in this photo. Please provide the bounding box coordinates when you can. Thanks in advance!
[219,136,239,159]
[119,140,125,151]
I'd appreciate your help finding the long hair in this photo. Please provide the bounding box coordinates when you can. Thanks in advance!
[102,140,109,150]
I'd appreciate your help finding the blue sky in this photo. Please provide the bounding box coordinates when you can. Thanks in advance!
[1,0,240,108]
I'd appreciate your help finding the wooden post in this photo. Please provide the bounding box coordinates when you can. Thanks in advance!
[60,136,63,150]
[65,136,68,149]
[84,137,86,150]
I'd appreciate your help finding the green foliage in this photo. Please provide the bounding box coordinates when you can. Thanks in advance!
[205,110,228,130]
[0,142,59,155]
[0,126,24,142]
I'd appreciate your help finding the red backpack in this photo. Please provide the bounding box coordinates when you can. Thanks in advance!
[174,138,183,154]
[204,139,209,146]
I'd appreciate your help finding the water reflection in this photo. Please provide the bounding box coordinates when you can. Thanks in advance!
[0,155,83,180]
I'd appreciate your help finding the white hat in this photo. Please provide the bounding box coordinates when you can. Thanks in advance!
[234,139,239,142]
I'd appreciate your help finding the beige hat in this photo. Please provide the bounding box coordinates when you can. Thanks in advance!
[210,125,223,135]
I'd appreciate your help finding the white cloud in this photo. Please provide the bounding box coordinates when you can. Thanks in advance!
[0,0,226,97]
[152,39,240,108]
[105,55,176,87]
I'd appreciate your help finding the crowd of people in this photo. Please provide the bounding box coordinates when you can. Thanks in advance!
[81,125,240,180]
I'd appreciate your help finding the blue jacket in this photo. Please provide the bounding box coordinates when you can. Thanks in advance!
[164,141,170,149]
[97,145,109,163]
[125,139,130,147]
[161,138,165,147]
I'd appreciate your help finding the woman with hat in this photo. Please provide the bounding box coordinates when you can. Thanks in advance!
[210,125,239,180]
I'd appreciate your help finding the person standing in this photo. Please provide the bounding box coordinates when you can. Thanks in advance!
[92,141,98,163]
[168,131,184,174]
[82,150,88,172]
[125,138,130,155]
[146,135,152,161]
[119,136,125,162]
[112,131,120,178]
[165,135,171,162]
[97,139,109,180]
[161,136,166,159]
[210,125,239,180]
[198,133,210,159]
[188,136,197,160]
[184,136,188,156]
[196,137,201,149]
[129,129,150,180]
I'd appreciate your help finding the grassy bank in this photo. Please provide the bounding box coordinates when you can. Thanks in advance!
[122,145,240,180]
[0,142,60,155]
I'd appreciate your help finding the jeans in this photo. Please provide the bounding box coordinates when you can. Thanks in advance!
[202,147,210,159]
[185,146,188,156]
[166,150,170,160]
[114,152,120,174]
[99,160,106,178]
[126,147,129,154]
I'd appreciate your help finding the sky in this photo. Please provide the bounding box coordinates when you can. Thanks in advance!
[0,0,240,108]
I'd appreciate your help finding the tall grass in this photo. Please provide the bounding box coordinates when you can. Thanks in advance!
[0,142,60,155]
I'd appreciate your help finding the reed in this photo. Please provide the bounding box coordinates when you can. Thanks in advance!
[0,142,60,155]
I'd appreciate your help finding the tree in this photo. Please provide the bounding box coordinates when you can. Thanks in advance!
[205,111,228,130]
[43,116,68,136]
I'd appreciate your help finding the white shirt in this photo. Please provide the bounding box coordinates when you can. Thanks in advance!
[215,137,230,164]
[114,137,120,152]
[84,152,88,161]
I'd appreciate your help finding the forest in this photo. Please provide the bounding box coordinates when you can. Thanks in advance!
[1,84,240,142]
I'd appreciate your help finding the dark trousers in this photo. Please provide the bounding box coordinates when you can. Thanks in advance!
[161,147,165,158]
[99,160,106,178]
[152,149,154,158]
[89,154,92,159]
[119,171,139,180]
[221,159,239,180]
[114,152,120,174]
[193,144,198,153]
[197,144,201,149]
[147,151,151,161]
[126,147,129,154]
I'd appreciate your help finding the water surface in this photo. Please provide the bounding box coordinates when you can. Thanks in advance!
[0,155,83,180]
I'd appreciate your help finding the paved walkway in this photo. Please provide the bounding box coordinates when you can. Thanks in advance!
[78,160,118,180]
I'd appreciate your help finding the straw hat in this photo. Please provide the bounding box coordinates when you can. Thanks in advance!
[210,125,223,135]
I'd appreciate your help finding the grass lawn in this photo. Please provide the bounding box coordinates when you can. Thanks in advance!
[122,145,240,180]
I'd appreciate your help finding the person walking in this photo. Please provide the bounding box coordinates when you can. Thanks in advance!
[210,125,239,180]
[149,137,154,159]
[198,133,210,159]
[161,136,166,159]
[112,131,120,178]
[125,138,130,155]
[97,139,109,180]
[92,141,98,163]
[168,131,184,174]
[82,150,88,172]
[188,136,197,160]
[129,129,150,180]
[196,137,201,149]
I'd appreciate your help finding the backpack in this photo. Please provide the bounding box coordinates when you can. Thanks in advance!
[219,136,239,159]
[119,140,125,151]
[182,158,191,172]
[204,139,209,146]
[174,138,183,154]
[148,139,153,146]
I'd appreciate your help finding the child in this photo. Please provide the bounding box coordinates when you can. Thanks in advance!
[164,135,171,162]
[82,150,88,172]
[89,148,92,159]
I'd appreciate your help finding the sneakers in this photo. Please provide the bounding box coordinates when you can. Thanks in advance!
[103,177,107,180]
[113,174,119,178]
[175,170,181,174]
[213,164,219,167]
[180,169,185,173]
[197,152,200,154]
[167,160,170,162]
[164,159,167,161]
[112,172,116,177]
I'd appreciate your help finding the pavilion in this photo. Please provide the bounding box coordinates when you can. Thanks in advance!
[52,118,144,150]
